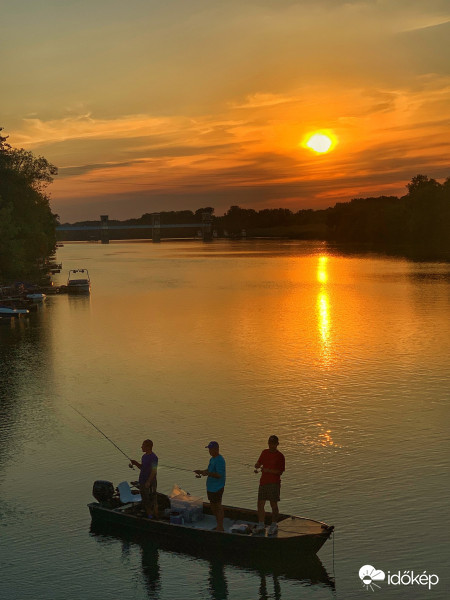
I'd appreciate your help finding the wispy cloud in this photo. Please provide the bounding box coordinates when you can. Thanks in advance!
[2,0,449,219]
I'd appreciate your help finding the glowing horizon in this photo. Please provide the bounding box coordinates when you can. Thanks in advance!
[2,1,449,221]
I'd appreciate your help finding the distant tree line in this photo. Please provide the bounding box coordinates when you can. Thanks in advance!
[217,206,328,238]
[326,175,450,255]
[0,128,58,282]
[2,121,446,279]
[62,174,449,258]
[60,205,328,241]
[215,176,450,254]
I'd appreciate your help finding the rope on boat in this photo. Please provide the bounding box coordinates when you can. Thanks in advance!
[331,528,336,591]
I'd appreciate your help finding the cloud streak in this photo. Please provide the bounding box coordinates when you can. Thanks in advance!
[2,1,449,219]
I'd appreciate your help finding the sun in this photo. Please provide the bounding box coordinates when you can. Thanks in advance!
[303,131,337,154]
[307,134,332,153]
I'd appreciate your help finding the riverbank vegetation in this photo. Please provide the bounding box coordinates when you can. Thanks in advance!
[327,175,450,256]
[0,128,58,282]
[59,174,449,259]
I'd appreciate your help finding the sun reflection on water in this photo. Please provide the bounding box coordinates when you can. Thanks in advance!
[317,423,335,446]
[317,291,330,344]
[317,255,328,284]
[316,255,334,368]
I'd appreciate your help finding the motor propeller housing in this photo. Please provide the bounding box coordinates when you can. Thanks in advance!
[92,480,115,503]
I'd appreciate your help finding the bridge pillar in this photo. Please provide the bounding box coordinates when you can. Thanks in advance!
[152,213,161,243]
[100,215,109,244]
[202,212,213,242]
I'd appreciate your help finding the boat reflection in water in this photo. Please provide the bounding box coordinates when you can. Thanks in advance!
[90,521,335,599]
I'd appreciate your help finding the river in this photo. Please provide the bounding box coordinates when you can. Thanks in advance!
[0,240,449,599]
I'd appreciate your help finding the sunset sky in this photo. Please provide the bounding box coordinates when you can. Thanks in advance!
[2,0,450,221]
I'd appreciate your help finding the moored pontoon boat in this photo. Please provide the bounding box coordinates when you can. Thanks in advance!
[0,306,30,317]
[67,269,91,294]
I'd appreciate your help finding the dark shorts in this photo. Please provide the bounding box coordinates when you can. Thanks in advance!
[140,481,157,506]
[258,483,281,502]
[207,488,224,504]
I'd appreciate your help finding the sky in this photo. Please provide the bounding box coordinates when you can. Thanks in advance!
[1,0,450,221]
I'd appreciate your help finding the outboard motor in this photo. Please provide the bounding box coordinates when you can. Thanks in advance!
[92,480,115,504]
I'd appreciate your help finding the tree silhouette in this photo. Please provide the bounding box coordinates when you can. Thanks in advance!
[0,127,58,281]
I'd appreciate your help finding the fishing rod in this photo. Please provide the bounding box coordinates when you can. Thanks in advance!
[71,407,199,475]
[70,405,135,469]
[71,407,257,478]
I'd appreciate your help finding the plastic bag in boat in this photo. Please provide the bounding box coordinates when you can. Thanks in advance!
[169,484,190,498]
[169,484,203,523]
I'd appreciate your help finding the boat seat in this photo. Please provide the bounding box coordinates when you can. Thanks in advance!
[117,481,142,504]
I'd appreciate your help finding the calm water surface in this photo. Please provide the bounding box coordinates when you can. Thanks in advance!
[1,240,449,600]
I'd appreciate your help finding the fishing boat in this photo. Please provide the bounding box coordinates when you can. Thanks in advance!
[67,269,91,294]
[90,518,335,590]
[88,480,334,558]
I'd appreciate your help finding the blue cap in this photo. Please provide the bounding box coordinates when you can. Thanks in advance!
[205,441,219,449]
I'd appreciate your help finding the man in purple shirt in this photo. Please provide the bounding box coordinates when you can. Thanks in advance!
[130,439,158,518]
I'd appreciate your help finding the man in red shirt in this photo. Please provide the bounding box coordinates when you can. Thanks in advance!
[254,435,285,535]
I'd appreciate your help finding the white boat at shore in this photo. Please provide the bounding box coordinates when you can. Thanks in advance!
[67,269,91,294]
[26,293,46,302]
[0,306,30,317]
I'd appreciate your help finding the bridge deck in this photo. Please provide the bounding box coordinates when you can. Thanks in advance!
[56,223,206,231]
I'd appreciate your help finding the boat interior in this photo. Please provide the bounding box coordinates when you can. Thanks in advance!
[108,482,330,539]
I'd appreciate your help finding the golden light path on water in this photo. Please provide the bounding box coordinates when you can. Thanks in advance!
[0,241,449,600]
[316,255,335,447]
[316,255,332,370]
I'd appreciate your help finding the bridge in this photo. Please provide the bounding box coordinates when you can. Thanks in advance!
[56,213,214,243]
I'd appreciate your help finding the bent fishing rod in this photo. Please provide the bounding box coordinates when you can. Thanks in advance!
[70,406,200,475]
[70,405,136,469]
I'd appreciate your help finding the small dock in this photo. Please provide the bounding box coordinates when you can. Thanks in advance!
[39,284,68,294]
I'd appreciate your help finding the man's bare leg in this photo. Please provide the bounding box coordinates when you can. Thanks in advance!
[211,502,224,531]
[216,502,224,531]
[257,499,266,524]
[269,500,279,523]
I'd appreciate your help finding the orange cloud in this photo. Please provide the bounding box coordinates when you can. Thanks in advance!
[8,72,450,219]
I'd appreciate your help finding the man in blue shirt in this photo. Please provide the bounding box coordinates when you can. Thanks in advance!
[130,439,158,518]
[194,441,226,531]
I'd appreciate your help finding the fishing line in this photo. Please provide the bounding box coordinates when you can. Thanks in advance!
[70,405,135,469]
[70,407,201,475]
[159,464,196,474]
[71,408,262,477]
[240,463,261,473]
[332,529,336,583]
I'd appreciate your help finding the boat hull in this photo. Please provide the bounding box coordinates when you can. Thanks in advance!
[26,293,46,302]
[67,283,91,294]
[0,307,30,317]
[67,269,91,294]
[88,502,332,558]
[90,518,334,588]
